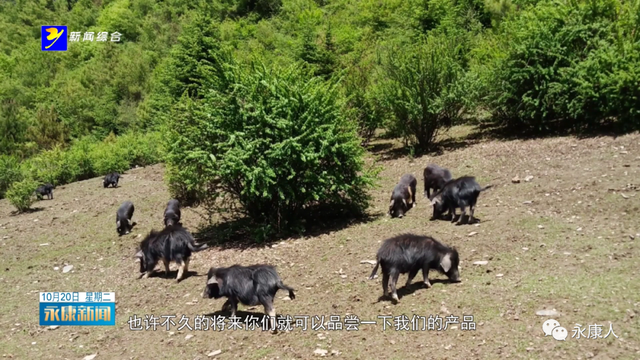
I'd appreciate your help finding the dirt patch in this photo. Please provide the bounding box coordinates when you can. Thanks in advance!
[0,127,639,359]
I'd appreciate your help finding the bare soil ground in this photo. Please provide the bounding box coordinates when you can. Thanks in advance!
[1,126,639,359]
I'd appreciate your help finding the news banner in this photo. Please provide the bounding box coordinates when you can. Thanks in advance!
[39,291,478,331]
[39,292,115,326]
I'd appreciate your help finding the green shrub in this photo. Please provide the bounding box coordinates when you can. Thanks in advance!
[0,155,24,198]
[24,146,70,185]
[481,0,640,133]
[116,132,165,167]
[166,61,378,237]
[378,33,473,151]
[6,178,38,213]
[90,139,133,176]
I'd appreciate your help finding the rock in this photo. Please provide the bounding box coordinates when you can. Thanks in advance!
[33,219,39,222]
[621,193,629,199]
[511,176,521,184]
[496,274,504,278]
[524,175,534,182]
[331,350,341,356]
[468,232,478,237]
[31,342,36,345]
[185,334,194,340]
[523,201,532,205]
[48,325,59,330]
[535,309,560,317]
[82,355,97,360]
[340,275,347,279]
[444,345,452,350]
[62,265,74,273]
[522,247,529,251]
[314,348,328,356]
[40,243,49,246]
[53,267,59,271]
[537,225,544,229]
[360,260,377,265]
[207,350,222,357]
[473,261,488,265]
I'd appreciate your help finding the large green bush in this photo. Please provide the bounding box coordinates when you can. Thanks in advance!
[480,0,640,133]
[379,33,473,151]
[166,61,378,235]
[6,178,38,213]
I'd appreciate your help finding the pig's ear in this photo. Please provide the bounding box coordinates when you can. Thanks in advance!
[207,276,222,286]
[430,196,441,206]
[134,250,143,258]
[440,254,452,273]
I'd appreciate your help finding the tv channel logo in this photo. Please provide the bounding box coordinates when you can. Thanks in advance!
[41,26,67,51]
[39,292,115,326]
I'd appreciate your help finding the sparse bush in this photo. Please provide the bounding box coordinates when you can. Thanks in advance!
[0,155,24,198]
[379,33,473,151]
[6,178,38,213]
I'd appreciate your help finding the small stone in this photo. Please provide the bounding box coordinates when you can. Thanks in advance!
[82,355,97,360]
[524,175,534,182]
[207,350,222,357]
[168,332,175,336]
[53,267,59,271]
[33,219,39,222]
[630,235,635,240]
[621,193,629,199]
[360,260,377,265]
[522,247,529,251]
[526,347,534,352]
[537,225,544,229]
[496,274,504,278]
[523,201,532,204]
[314,348,328,356]
[536,309,560,317]
[512,176,521,184]
[40,243,49,246]
[468,232,478,237]
[62,265,74,273]
[473,261,488,265]
[340,275,347,279]
[185,334,194,340]
[31,342,36,345]
[330,350,341,356]
[48,325,59,330]
[444,345,452,350]
[563,252,571,256]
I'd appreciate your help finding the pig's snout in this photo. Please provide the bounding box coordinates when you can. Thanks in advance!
[398,214,403,218]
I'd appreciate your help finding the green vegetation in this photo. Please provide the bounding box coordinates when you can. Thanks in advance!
[2,0,639,226]
[6,178,38,213]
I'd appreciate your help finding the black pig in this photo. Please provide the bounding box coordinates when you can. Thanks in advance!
[163,199,181,227]
[35,183,54,200]
[202,264,295,332]
[103,172,120,188]
[135,225,208,282]
[369,233,460,303]
[389,174,417,218]
[423,164,453,198]
[429,176,492,224]
[116,201,135,236]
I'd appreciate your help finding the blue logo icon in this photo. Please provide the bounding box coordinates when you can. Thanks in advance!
[39,292,116,326]
[41,25,67,51]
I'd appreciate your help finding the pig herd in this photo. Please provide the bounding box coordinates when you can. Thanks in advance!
[104,163,489,333]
